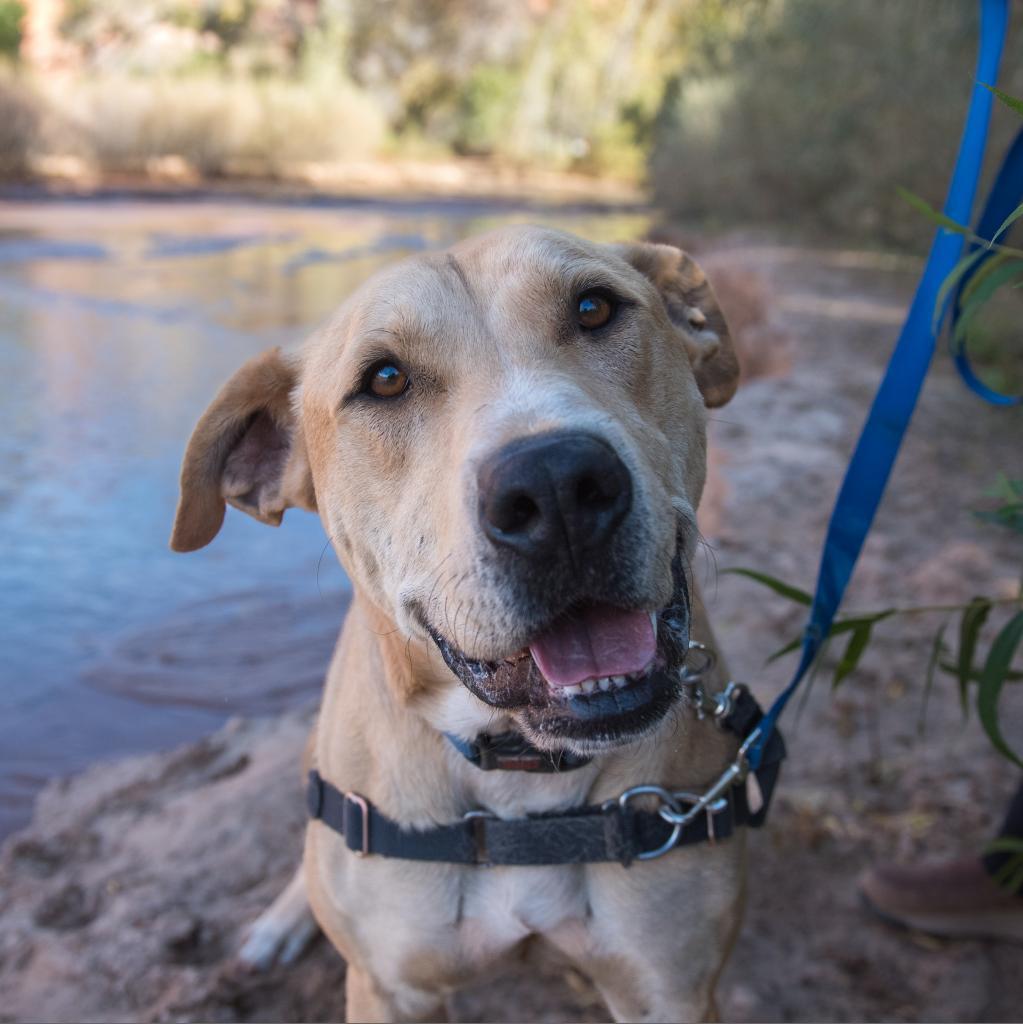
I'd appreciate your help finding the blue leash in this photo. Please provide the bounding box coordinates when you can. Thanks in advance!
[746,0,1011,771]
[951,123,1023,406]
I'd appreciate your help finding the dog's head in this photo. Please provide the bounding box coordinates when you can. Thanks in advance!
[171,226,737,754]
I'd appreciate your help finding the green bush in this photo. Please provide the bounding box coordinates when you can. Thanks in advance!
[649,0,1023,246]
[453,65,519,157]
[0,0,22,58]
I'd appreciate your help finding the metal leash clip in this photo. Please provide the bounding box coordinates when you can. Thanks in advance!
[680,642,743,727]
[611,642,761,859]
[613,784,734,859]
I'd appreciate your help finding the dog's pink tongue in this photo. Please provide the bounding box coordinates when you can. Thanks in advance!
[529,605,655,687]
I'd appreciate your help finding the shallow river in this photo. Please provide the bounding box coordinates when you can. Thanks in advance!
[0,194,650,836]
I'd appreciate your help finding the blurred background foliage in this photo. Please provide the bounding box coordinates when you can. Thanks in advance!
[1,0,1023,245]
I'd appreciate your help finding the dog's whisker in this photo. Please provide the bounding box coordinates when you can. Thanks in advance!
[315,537,333,599]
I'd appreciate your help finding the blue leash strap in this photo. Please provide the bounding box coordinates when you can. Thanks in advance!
[951,124,1023,406]
[745,0,1010,771]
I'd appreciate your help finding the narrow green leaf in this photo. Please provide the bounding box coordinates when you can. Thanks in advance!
[989,201,1023,246]
[993,857,1023,894]
[975,476,1023,536]
[958,258,1023,317]
[723,568,812,606]
[834,611,893,629]
[900,183,1023,264]
[977,610,1023,768]
[985,836,1023,855]
[833,622,873,687]
[830,610,896,633]
[934,248,989,331]
[764,609,895,665]
[918,622,948,735]
[897,186,972,235]
[951,259,1023,348]
[938,659,1023,683]
[959,251,1011,304]
[973,507,1023,535]
[984,472,1022,501]
[981,83,1023,118]
[957,598,992,715]
[766,635,802,664]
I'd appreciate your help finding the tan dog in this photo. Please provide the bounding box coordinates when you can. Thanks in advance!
[171,226,747,1023]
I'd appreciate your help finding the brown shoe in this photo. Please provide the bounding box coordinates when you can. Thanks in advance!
[858,857,1023,943]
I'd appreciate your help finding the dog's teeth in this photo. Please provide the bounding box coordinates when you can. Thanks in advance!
[649,611,658,633]
[562,683,584,697]
[611,674,629,689]
[581,679,597,695]
[598,677,612,691]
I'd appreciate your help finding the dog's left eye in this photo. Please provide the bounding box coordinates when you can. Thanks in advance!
[576,290,616,330]
[365,360,410,399]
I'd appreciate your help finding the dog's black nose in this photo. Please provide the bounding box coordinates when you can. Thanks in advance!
[478,431,632,561]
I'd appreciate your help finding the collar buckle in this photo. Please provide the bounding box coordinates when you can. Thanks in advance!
[343,792,370,856]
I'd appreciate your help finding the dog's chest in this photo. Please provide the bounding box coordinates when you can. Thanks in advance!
[326,851,593,992]
[460,863,589,946]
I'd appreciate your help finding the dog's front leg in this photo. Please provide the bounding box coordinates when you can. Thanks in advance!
[344,963,448,1024]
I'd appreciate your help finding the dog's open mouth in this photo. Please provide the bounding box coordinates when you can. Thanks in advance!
[425,560,691,750]
[528,604,657,696]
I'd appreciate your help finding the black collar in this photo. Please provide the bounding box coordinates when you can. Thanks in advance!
[443,730,592,772]
[307,685,786,867]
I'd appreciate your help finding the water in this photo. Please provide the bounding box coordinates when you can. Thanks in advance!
[0,194,650,836]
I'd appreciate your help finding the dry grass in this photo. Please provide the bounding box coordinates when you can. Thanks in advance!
[30,73,387,179]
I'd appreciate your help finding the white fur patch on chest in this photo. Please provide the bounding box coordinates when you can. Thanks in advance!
[460,863,589,946]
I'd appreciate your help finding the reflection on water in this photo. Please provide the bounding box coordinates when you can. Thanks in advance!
[0,196,650,836]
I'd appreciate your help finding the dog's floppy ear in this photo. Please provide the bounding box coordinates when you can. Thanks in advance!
[170,347,316,553]
[615,242,739,408]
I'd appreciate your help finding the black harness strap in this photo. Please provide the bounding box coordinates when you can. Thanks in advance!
[307,688,785,866]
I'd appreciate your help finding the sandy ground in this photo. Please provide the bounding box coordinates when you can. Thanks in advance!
[1,236,1021,1023]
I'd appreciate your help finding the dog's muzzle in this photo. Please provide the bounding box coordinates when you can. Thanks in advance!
[426,554,691,750]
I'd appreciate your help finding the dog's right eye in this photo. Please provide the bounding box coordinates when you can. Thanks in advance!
[364,360,410,399]
[576,289,617,331]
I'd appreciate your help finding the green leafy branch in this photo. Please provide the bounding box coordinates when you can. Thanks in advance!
[727,479,1023,768]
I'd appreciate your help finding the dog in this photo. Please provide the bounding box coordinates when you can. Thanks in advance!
[170,225,750,1022]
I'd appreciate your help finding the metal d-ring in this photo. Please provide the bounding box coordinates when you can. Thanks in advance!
[680,641,716,682]
[615,784,684,860]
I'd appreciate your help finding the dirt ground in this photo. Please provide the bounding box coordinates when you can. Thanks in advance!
[1,236,1021,1023]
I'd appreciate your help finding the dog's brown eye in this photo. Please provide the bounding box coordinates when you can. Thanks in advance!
[367,362,409,398]
[576,290,615,330]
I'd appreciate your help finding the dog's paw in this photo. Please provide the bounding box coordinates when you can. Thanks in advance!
[236,868,319,971]
[237,907,319,970]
